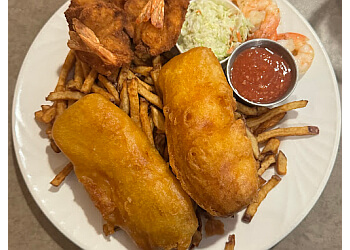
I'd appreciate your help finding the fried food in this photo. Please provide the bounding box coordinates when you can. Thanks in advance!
[236,102,269,117]
[150,105,165,132]
[158,47,259,216]
[140,98,155,146]
[55,50,76,92]
[257,126,320,143]
[257,154,275,176]
[242,175,281,223]
[246,128,260,159]
[137,82,163,108]
[127,78,141,127]
[276,150,287,175]
[50,162,74,187]
[65,0,189,75]
[224,234,236,250]
[80,68,98,93]
[119,79,130,114]
[252,112,286,136]
[65,0,134,76]
[261,138,280,155]
[246,100,308,128]
[52,94,198,249]
[124,0,190,56]
[46,91,85,101]
[98,74,120,105]
[91,83,116,102]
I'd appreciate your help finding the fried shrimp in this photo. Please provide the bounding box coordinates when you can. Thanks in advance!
[277,32,314,76]
[136,0,165,28]
[234,0,280,40]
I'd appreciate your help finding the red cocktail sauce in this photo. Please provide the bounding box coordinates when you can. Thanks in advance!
[230,47,292,104]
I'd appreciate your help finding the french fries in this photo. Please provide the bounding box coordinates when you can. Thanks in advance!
[261,138,280,155]
[41,106,56,124]
[137,82,163,109]
[46,91,85,101]
[257,126,319,143]
[117,66,129,92]
[91,84,115,102]
[150,106,165,132]
[119,80,130,115]
[143,76,154,85]
[258,176,267,188]
[224,234,235,250]
[246,100,308,128]
[34,110,44,122]
[140,98,155,146]
[242,175,281,223]
[276,151,287,175]
[73,59,84,89]
[128,78,141,128]
[125,69,156,92]
[98,74,120,105]
[35,46,321,249]
[80,60,91,78]
[36,50,170,189]
[252,112,286,135]
[257,154,276,176]
[236,102,269,116]
[152,55,162,69]
[81,68,98,93]
[50,162,74,187]
[55,100,67,118]
[55,50,76,92]
[131,65,153,76]
[246,128,259,159]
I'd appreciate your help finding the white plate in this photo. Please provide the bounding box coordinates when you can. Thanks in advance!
[12,1,341,249]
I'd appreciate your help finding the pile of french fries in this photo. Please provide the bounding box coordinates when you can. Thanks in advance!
[35,49,167,187]
[35,49,319,249]
[235,100,319,223]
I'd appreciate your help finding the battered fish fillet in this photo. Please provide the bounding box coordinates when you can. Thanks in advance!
[158,47,259,217]
[52,94,198,250]
[124,0,189,56]
[65,0,133,76]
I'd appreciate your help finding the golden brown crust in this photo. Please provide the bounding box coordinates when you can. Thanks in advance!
[52,94,198,250]
[65,1,133,76]
[158,47,259,216]
[124,0,190,56]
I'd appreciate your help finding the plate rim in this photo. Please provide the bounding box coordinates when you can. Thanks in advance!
[11,0,342,249]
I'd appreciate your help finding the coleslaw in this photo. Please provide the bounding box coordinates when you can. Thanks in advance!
[177,0,252,61]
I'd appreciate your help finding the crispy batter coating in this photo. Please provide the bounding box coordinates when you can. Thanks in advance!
[158,47,259,216]
[65,0,133,76]
[124,0,189,56]
[65,0,189,74]
[52,94,198,250]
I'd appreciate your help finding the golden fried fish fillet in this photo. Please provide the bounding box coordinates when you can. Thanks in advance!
[158,47,259,217]
[52,94,198,250]
[124,0,189,56]
[65,0,133,76]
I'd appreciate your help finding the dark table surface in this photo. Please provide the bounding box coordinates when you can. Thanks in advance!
[8,0,341,249]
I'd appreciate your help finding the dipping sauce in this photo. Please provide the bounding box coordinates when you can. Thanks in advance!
[230,47,292,104]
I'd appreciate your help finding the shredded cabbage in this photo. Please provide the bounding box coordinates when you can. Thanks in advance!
[177,0,252,61]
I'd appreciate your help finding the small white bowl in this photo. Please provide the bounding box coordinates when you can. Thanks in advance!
[176,0,243,65]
